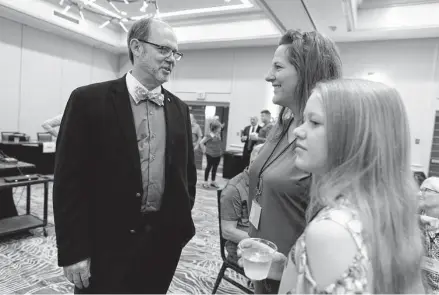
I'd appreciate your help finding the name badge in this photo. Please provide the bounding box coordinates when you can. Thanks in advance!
[421,256,439,274]
[249,200,262,230]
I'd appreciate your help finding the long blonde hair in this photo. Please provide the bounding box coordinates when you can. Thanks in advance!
[308,79,422,293]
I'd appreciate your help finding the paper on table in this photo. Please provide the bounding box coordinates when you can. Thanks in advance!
[42,142,56,153]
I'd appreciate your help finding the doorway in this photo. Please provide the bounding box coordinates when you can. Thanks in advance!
[188,102,230,170]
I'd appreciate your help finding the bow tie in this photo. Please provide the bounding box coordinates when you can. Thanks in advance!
[134,86,164,107]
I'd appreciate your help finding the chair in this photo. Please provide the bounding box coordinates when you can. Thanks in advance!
[1,132,17,142]
[212,189,253,294]
[37,132,53,142]
[1,132,28,142]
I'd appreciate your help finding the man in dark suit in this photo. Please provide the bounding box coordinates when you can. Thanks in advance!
[241,116,261,168]
[53,18,196,294]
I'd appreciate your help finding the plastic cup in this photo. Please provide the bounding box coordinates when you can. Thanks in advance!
[238,238,277,280]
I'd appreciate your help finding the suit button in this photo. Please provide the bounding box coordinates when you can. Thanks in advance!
[129,229,136,234]
[136,193,141,197]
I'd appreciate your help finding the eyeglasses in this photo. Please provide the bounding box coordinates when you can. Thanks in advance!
[137,39,183,61]
[422,187,439,194]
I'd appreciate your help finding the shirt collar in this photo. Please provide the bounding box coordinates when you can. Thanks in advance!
[126,71,162,104]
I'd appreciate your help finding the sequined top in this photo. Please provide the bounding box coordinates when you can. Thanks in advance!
[279,199,370,294]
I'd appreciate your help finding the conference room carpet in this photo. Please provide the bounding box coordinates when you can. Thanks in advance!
[0,171,247,294]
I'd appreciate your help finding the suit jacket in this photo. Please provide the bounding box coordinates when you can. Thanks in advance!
[53,76,196,272]
[241,125,261,153]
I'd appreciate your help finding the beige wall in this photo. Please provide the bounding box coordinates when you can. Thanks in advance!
[120,38,439,174]
[119,46,280,152]
[0,16,120,140]
[2,15,437,174]
[338,39,439,174]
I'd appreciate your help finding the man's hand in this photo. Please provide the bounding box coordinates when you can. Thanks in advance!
[249,133,258,141]
[241,135,248,142]
[63,258,91,289]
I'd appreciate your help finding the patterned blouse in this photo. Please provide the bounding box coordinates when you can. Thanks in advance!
[280,199,370,294]
[420,215,439,293]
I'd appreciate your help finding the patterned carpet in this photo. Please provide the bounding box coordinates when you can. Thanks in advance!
[0,171,248,294]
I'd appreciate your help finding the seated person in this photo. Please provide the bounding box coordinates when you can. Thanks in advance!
[419,177,439,293]
[41,113,63,137]
[220,144,263,264]
[414,171,427,188]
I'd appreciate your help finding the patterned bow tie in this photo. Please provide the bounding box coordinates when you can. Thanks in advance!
[134,86,164,107]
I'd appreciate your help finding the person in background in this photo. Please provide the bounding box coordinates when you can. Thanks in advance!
[247,29,342,294]
[42,113,63,137]
[419,176,439,293]
[253,109,274,145]
[268,79,423,294]
[220,144,263,264]
[200,120,224,188]
[190,113,203,151]
[414,171,427,188]
[241,116,261,168]
[53,18,196,294]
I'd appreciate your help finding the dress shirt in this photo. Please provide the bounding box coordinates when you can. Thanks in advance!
[126,71,166,212]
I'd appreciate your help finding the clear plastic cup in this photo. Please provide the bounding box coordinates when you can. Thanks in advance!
[238,238,278,280]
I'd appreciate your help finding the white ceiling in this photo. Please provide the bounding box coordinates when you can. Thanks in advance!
[1,0,439,54]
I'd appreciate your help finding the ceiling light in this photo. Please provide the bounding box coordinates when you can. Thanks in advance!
[119,21,128,32]
[108,1,121,13]
[121,11,127,15]
[121,18,128,22]
[123,0,129,3]
[79,10,85,21]
[134,0,253,20]
[225,0,232,2]
[140,0,148,12]
[59,0,64,5]
[62,5,71,13]
[99,20,110,28]
[80,0,120,18]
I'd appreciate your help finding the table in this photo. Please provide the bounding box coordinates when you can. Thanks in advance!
[0,175,52,237]
[0,142,55,174]
[222,150,245,179]
[0,161,36,219]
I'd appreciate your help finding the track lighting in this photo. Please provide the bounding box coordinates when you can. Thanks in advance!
[99,20,110,28]
[119,21,128,32]
[108,1,121,13]
[62,5,71,13]
[140,0,148,12]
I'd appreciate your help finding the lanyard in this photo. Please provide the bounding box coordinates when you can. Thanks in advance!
[255,118,296,200]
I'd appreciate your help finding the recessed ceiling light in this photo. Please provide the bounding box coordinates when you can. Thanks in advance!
[121,11,127,15]
[225,0,232,2]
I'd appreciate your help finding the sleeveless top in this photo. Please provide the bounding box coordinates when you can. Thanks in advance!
[279,199,370,294]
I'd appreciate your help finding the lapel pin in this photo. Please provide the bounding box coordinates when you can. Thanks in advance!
[168,98,171,102]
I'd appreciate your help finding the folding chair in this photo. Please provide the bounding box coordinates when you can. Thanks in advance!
[212,189,253,294]
[37,132,53,142]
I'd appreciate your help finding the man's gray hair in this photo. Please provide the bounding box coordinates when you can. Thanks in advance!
[127,18,153,64]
